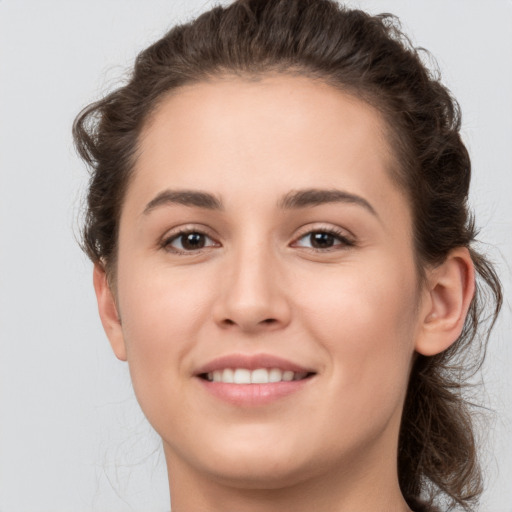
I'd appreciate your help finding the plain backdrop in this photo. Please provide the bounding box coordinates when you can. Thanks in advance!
[0,1,511,511]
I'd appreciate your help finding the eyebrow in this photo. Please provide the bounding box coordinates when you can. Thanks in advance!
[278,188,377,216]
[143,189,223,214]
[143,187,377,217]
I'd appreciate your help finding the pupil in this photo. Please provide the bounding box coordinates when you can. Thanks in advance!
[311,232,334,248]
[182,233,205,250]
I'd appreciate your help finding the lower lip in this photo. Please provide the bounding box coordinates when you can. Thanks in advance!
[197,377,312,406]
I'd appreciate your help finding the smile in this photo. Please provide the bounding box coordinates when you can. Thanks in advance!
[202,368,311,384]
[195,354,316,406]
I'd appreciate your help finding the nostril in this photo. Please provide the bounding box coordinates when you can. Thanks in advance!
[221,317,277,328]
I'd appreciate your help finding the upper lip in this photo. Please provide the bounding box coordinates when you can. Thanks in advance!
[194,353,315,375]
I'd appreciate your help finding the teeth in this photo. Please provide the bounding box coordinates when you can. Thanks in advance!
[268,368,282,382]
[206,368,309,384]
[233,369,251,384]
[282,370,294,381]
[222,368,234,383]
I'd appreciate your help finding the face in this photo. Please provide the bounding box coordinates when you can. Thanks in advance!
[105,75,429,489]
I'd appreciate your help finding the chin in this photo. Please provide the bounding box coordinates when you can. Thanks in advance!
[165,427,322,490]
[203,456,318,490]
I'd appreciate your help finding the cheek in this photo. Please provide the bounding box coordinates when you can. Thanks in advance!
[297,257,420,408]
[115,262,212,403]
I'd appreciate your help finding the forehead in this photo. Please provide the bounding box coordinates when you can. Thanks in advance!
[128,74,409,229]
[140,74,394,166]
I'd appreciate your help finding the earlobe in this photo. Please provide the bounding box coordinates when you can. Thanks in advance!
[415,248,475,357]
[92,264,127,361]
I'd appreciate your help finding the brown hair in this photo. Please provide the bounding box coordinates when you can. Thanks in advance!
[73,0,502,510]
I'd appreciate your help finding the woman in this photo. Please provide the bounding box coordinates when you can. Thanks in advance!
[73,0,502,511]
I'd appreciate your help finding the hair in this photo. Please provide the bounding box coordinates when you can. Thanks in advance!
[73,1,502,510]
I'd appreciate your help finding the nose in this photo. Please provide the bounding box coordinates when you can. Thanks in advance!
[212,243,292,333]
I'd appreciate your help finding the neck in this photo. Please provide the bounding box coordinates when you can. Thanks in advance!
[168,471,411,512]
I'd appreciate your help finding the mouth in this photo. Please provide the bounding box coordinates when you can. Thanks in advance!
[199,368,314,384]
[194,354,316,406]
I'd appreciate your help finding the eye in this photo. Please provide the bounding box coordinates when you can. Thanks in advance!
[162,230,218,253]
[293,229,353,250]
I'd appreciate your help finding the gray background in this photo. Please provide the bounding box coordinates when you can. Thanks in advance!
[0,1,511,510]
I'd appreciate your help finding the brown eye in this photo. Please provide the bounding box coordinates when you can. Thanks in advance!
[294,230,353,250]
[164,231,217,252]
[309,232,336,249]
[181,233,206,250]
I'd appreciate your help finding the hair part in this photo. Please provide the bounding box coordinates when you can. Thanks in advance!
[73,1,502,509]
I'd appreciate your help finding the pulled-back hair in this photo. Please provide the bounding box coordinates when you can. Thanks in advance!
[73,1,502,510]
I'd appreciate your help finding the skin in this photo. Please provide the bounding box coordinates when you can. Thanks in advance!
[94,75,475,512]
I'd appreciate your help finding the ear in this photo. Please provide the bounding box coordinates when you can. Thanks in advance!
[93,263,127,361]
[415,247,475,357]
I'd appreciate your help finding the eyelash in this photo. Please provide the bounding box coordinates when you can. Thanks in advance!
[293,227,355,252]
[161,228,219,254]
[160,227,355,255]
